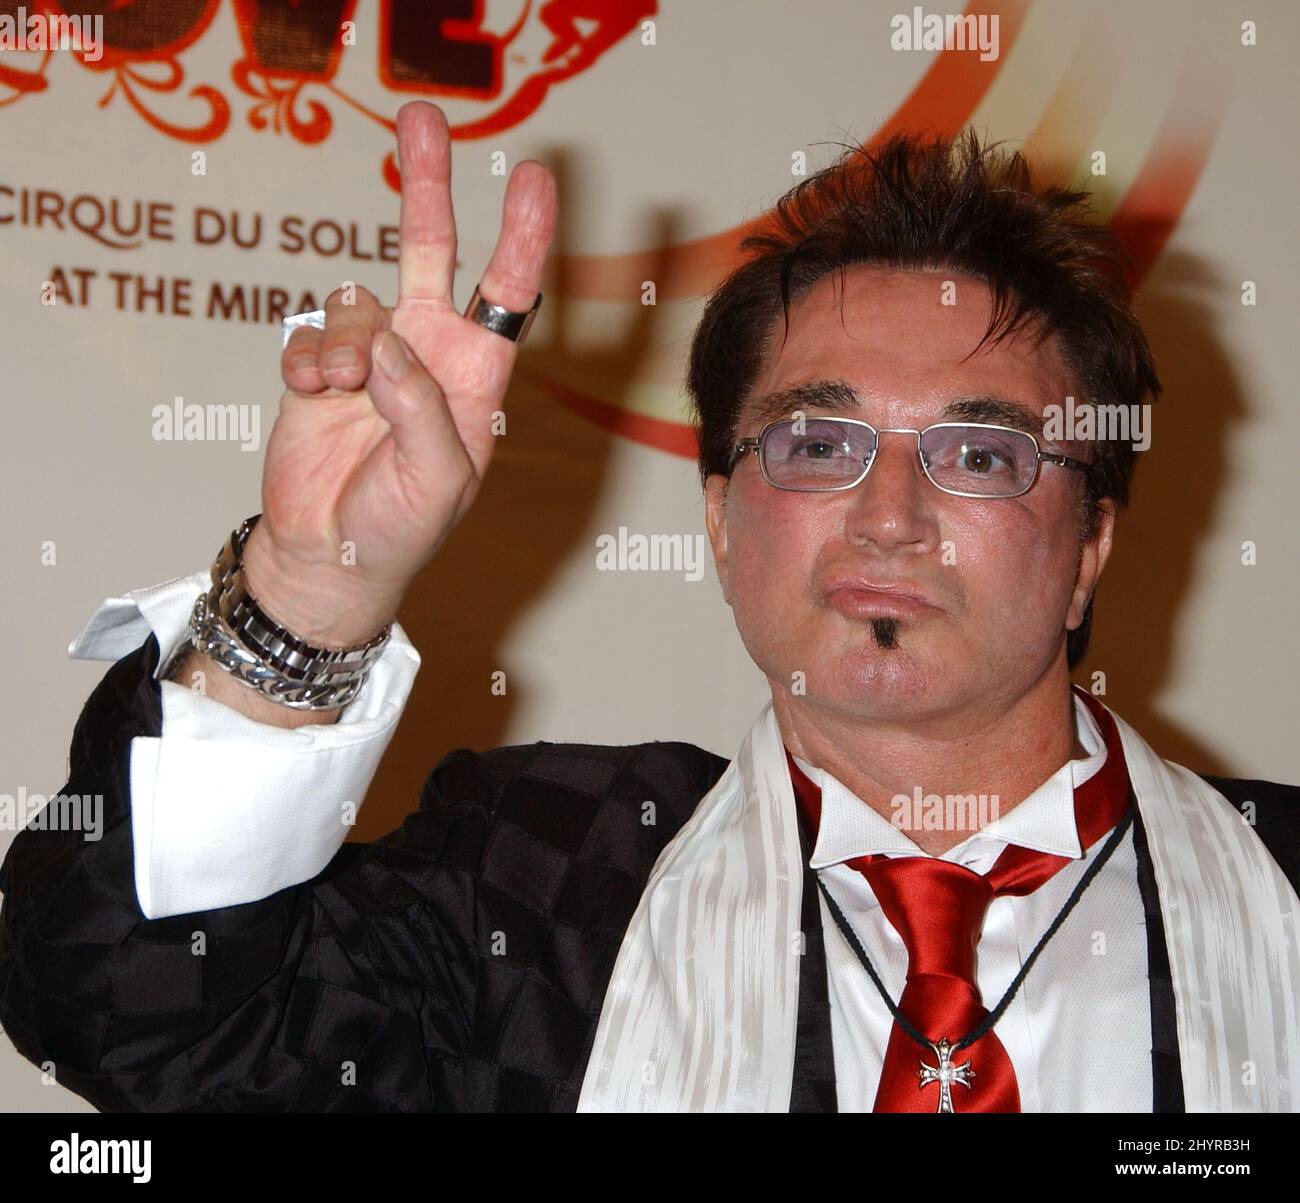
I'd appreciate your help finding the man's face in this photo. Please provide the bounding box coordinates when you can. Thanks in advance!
[704,265,1114,728]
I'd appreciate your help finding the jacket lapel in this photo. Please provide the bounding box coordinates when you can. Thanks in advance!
[789,806,839,1112]
[1130,793,1186,1112]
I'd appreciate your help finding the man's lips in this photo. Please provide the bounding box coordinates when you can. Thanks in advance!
[822,579,940,618]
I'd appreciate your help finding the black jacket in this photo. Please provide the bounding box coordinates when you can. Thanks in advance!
[1,634,1297,1111]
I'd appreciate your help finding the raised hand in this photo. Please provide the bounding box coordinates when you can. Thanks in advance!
[246,101,557,647]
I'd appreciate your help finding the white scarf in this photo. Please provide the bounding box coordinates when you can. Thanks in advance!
[576,695,1300,1112]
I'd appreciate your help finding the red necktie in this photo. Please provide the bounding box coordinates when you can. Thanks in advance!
[786,687,1132,1113]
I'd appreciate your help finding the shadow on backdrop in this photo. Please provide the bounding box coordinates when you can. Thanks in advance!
[1074,244,1243,778]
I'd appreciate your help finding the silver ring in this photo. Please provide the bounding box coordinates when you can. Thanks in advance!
[280,283,542,349]
[282,308,326,348]
[463,285,542,344]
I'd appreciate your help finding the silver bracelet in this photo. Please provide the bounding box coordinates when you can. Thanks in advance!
[184,516,392,711]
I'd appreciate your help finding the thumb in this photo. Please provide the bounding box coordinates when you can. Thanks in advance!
[367,330,464,476]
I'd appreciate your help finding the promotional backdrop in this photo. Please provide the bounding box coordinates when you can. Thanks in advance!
[1,0,1297,1112]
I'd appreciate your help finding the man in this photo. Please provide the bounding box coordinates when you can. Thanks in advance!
[1,102,1296,1113]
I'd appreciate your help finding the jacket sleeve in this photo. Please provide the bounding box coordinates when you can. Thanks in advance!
[0,634,492,1112]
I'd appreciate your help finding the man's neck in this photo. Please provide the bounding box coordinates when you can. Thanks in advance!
[773,672,1084,857]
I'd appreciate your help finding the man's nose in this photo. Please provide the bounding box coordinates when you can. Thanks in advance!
[842,431,939,552]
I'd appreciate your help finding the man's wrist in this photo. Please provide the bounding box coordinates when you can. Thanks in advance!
[240,525,404,648]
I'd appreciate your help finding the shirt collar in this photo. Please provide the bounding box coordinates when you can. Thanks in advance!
[796,690,1108,871]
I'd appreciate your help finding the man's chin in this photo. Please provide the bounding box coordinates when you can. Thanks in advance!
[789,642,941,717]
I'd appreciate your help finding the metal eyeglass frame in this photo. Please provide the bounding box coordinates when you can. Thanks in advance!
[728,417,1092,499]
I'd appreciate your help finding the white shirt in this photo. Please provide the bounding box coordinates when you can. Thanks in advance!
[68,572,1152,1111]
[793,692,1153,1112]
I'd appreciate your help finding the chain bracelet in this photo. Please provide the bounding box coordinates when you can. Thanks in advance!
[181,515,393,712]
[187,592,369,711]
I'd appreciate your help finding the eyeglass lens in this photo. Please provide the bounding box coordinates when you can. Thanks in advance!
[760,418,1039,496]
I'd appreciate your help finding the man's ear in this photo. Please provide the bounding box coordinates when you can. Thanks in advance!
[1067,497,1115,632]
[704,473,732,603]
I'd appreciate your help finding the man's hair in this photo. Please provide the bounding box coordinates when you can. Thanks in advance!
[686,127,1163,668]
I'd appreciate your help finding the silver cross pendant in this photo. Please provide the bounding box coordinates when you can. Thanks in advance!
[917,1037,976,1113]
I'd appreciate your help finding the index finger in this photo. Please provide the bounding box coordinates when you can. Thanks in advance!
[395,101,456,305]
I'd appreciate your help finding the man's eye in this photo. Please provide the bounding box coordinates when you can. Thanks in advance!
[791,439,844,459]
[957,445,1011,474]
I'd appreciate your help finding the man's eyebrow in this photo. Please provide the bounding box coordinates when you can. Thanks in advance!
[743,380,1047,438]
[743,380,864,428]
[938,395,1044,436]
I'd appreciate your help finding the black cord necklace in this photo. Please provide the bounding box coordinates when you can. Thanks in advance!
[814,804,1135,1110]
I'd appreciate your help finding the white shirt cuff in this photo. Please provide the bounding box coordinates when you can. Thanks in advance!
[69,569,421,920]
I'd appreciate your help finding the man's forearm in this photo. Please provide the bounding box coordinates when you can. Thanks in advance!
[163,645,343,728]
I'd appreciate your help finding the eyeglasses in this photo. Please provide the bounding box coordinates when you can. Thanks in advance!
[729,417,1091,499]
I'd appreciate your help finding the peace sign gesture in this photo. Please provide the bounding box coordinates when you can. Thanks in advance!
[245,101,557,648]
